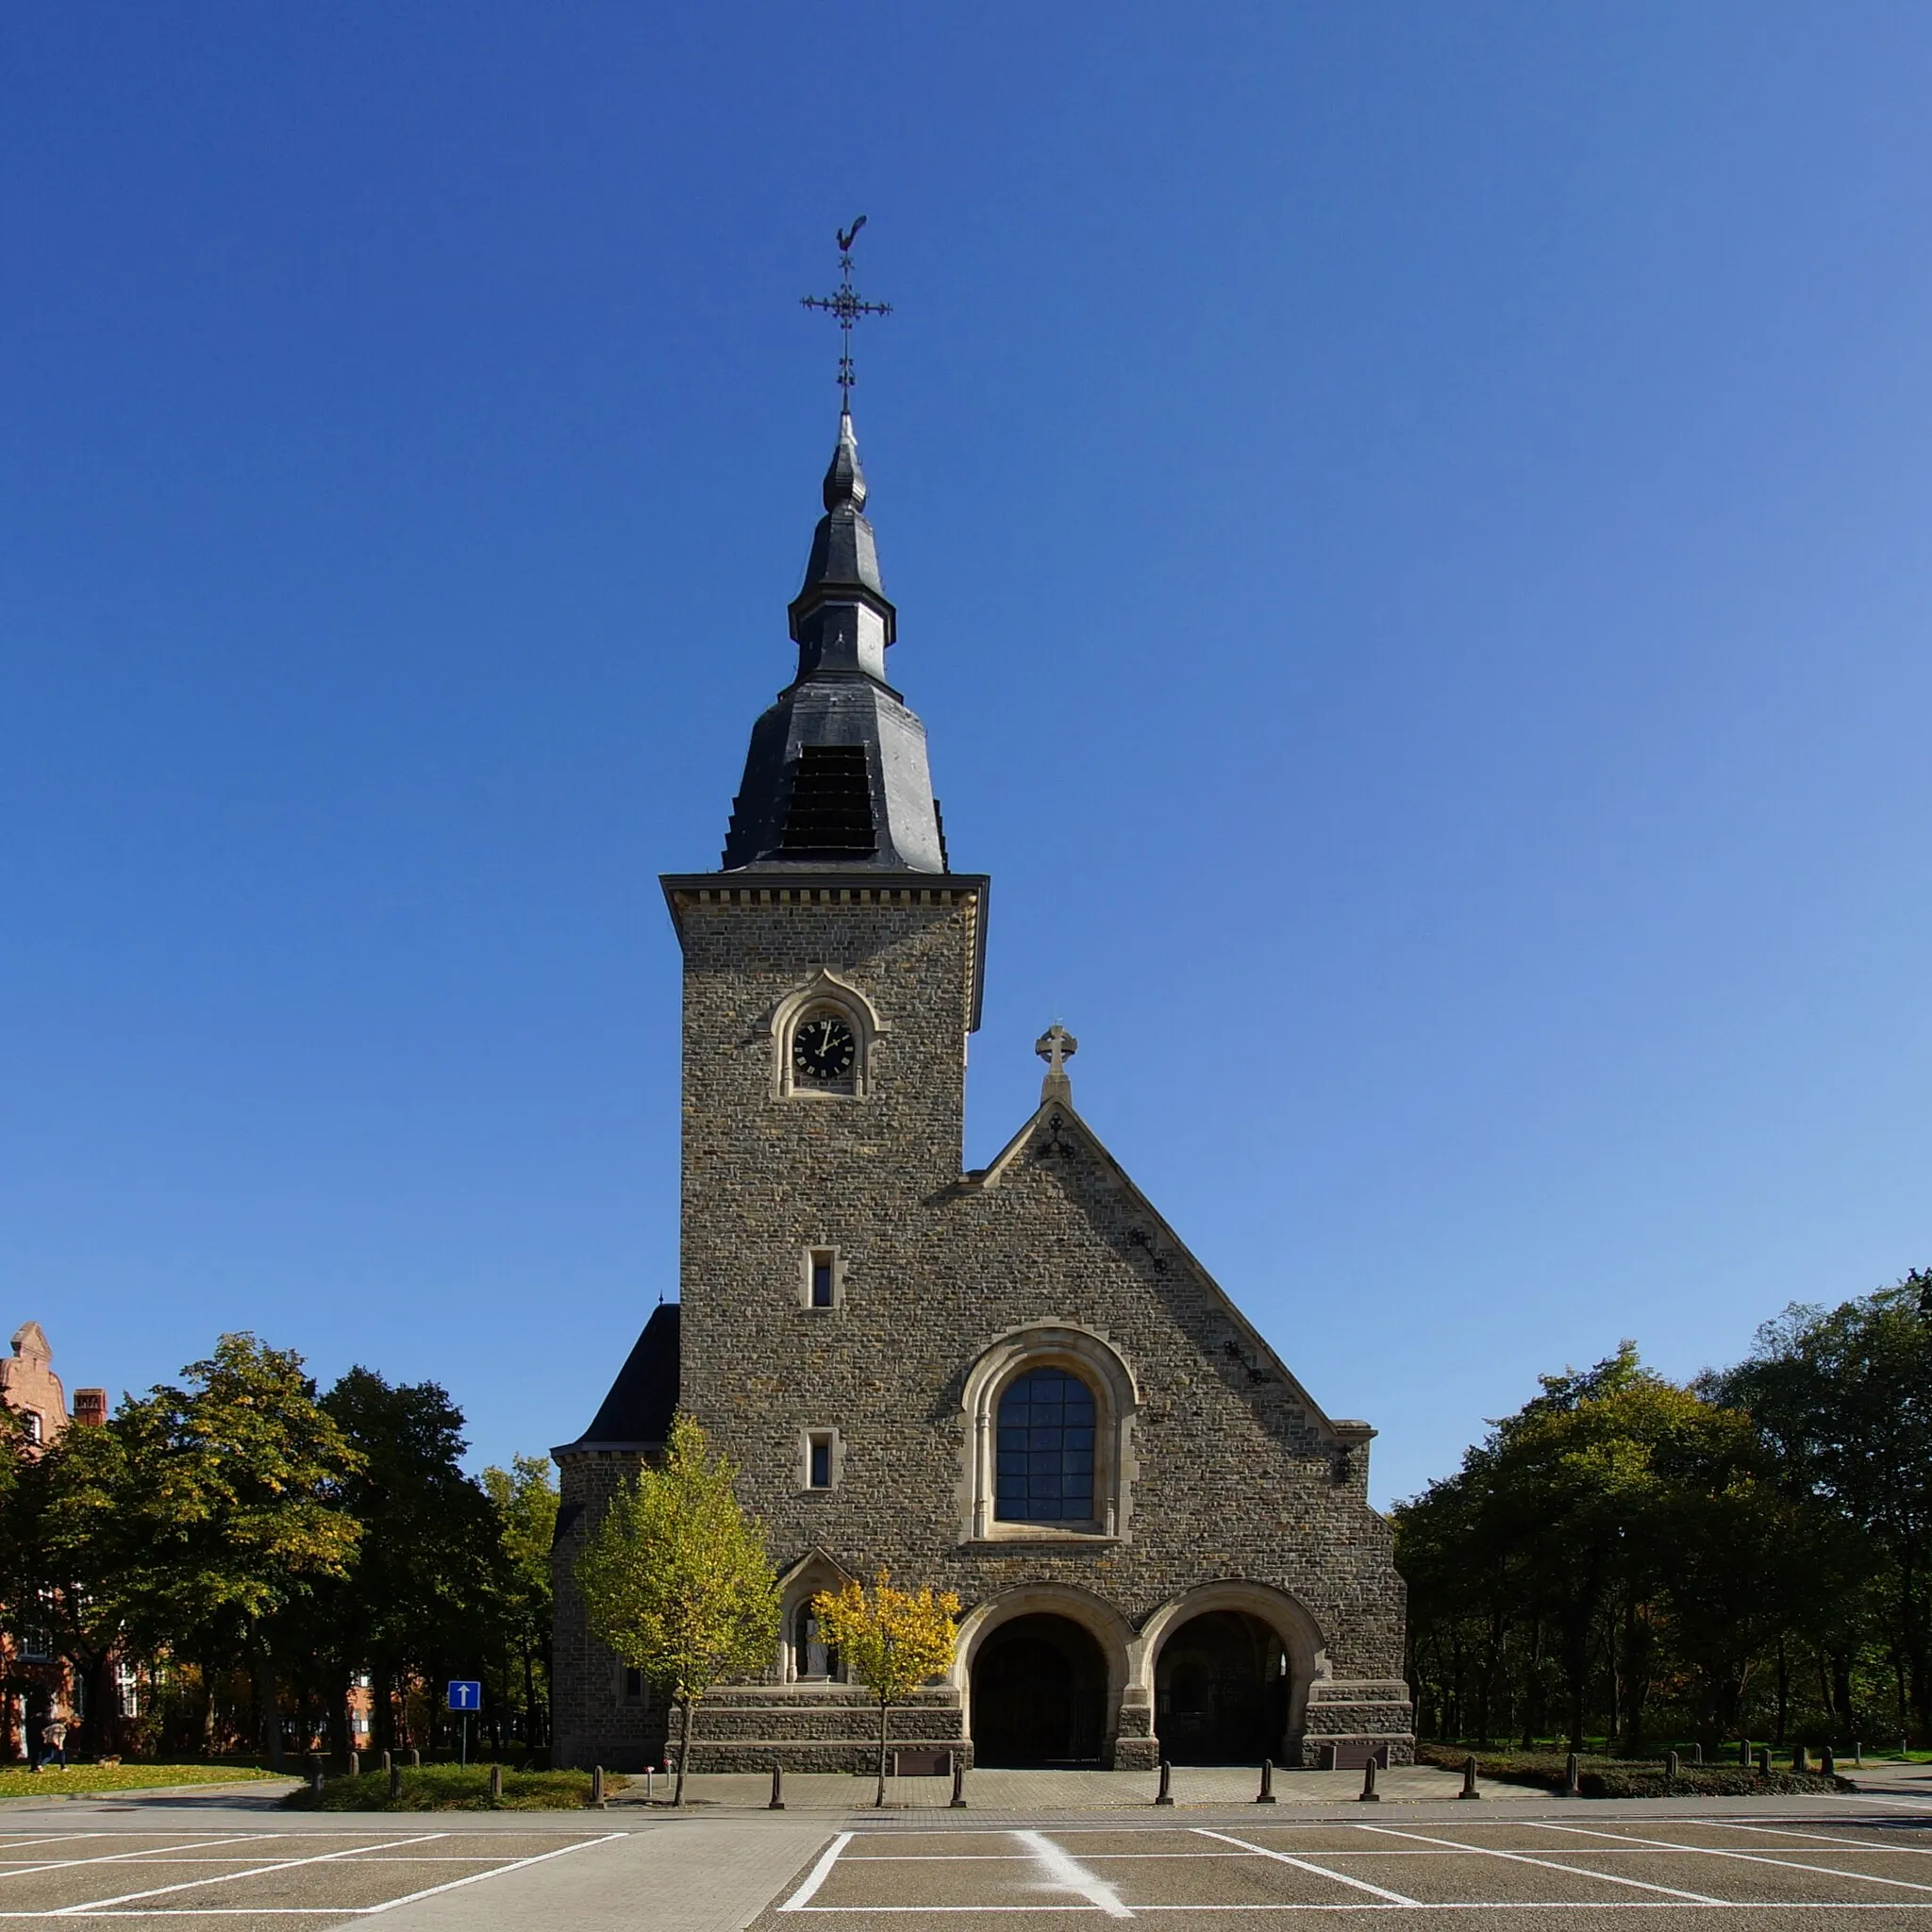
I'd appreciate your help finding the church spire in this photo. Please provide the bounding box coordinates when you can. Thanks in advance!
[719,406,947,873]
[786,408,896,683]
[720,225,945,873]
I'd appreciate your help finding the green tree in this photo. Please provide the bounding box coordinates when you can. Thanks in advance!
[112,1335,361,1769]
[1716,1273,1932,1736]
[482,1455,558,1750]
[304,1369,499,1761]
[575,1414,779,1805]
[0,1415,136,1758]
[1395,1342,1851,1756]
[812,1571,960,1807]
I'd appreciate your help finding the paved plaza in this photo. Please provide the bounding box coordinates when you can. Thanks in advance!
[0,1763,1927,1930]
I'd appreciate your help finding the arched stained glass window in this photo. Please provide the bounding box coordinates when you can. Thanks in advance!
[995,1367,1097,1524]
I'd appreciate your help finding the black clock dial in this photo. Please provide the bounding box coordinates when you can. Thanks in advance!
[793,1014,858,1082]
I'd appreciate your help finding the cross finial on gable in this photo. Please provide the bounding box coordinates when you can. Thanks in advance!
[1035,1023,1078,1102]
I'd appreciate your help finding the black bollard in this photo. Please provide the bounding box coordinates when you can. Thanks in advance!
[1155,1759,1174,1807]
[1822,1747,1836,1777]
[769,1762,785,1810]
[591,1764,606,1810]
[1738,1739,1750,1768]
[1459,1754,1481,1801]
[1793,1745,1808,1774]
[388,1760,401,1801]
[1665,1750,1679,1789]
[1358,1757,1381,1804]
[1256,1758,1275,1804]
[489,1763,503,1802]
[1756,1746,1772,1778]
[950,1751,967,1808]
[1563,1752,1580,1798]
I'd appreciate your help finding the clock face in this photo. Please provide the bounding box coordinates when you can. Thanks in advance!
[793,1013,858,1084]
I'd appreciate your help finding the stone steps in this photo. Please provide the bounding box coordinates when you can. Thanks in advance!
[673,1736,973,1774]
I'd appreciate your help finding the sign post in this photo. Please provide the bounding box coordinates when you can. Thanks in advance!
[446,1680,481,1768]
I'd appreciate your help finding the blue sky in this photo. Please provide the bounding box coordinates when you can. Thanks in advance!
[4,4,1929,1507]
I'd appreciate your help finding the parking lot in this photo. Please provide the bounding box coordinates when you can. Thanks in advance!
[758,1815,1932,1925]
[8,1807,1932,1931]
[0,1829,623,1929]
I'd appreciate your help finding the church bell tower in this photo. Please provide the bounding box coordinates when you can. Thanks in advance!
[659,401,989,1521]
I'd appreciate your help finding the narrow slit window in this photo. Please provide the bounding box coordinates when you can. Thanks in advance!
[808,1434,834,1490]
[810,1253,835,1308]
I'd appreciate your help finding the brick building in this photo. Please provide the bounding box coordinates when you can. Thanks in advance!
[0,1323,107,1452]
[0,1322,111,1757]
[552,408,1412,1774]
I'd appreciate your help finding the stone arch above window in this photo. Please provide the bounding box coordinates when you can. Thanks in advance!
[768,968,888,1100]
[960,1325,1140,1544]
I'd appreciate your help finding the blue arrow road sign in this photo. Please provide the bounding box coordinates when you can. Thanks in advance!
[447,1680,482,1712]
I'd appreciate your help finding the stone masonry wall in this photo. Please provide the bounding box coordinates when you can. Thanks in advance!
[589,879,1416,1773]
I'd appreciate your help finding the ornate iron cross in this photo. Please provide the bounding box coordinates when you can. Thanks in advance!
[801,216,892,400]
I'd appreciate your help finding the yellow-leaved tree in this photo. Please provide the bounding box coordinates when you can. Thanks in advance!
[814,1571,961,1807]
[575,1413,780,1805]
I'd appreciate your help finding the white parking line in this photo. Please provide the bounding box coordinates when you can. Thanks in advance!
[359,1833,624,1915]
[1526,1821,1932,1895]
[1712,1821,1932,1857]
[50,1836,447,1915]
[0,1845,261,1886]
[780,1834,856,1912]
[1191,1830,1420,1907]
[1350,1824,1725,1905]
[1014,1832,1134,1919]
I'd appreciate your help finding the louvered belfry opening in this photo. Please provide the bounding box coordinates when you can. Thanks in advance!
[778,743,876,855]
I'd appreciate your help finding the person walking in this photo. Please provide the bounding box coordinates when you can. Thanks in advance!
[39,1716,66,1771]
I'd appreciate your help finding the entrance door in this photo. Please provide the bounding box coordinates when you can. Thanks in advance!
[1155,1611,1290,1764]
[971,1614,1108,1767]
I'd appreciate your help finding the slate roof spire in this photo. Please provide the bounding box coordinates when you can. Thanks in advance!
[720,407,948,873]
[786,407,896,681]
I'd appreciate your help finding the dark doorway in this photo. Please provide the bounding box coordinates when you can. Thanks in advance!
[1156,1611,1290,1764]
[971,1614,1108,1767]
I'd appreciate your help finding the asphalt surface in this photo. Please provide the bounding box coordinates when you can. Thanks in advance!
[0,1827,626,1930]
[2,1771,1931,1930]
[751,1812,1932,1925]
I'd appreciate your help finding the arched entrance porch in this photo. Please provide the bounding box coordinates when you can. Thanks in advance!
[1154,1610,1290,1764]
[970,1615,1108,1767]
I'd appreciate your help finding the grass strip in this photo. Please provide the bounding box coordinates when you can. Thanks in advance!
[1418,1742,1850,1798]
[0,1763,283,1798]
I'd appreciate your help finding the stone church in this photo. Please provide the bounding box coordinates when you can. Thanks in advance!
[552,408,1411,1774]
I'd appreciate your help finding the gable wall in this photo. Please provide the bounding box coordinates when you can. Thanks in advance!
[673,888,1402,1682]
